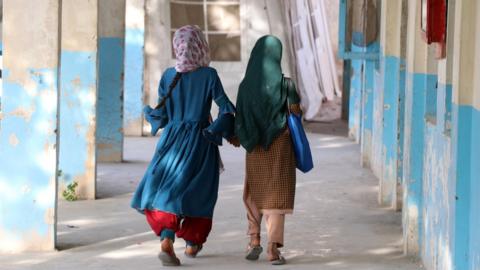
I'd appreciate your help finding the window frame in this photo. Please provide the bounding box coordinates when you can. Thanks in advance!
[170,0,241,62]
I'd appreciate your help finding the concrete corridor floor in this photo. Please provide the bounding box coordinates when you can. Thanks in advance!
[1,121,423,270]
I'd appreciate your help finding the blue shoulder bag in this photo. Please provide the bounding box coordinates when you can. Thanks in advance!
[284,78,314,173]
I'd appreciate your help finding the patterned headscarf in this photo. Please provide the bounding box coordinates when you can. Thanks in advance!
[173,25,211,72]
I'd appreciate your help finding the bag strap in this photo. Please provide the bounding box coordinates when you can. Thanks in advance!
[284,76,293,115]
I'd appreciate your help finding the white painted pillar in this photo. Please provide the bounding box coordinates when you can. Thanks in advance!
[0,0,61,252]
[58,0,98,200]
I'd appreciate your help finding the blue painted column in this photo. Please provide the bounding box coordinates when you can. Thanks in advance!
[0,0,61,252]
[360,42,380,168]
[58,0,98,200]
[123,0,145,136]
[375,0,409,211]
[403,71,435,255]
[348,44,364,142]
[379,55,401,207]
[401,0,429,256]
[97,0,126,162]
[371,51,384,180]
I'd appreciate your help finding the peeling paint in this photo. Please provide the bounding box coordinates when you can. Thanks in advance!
[59,51,97,200]
[0,68,59,252]
[402,72,437,256]
[8,133,19,146]
[423,118,453,270]
[8,106,35,122]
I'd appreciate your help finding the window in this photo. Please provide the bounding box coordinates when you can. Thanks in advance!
[170,0,241,61]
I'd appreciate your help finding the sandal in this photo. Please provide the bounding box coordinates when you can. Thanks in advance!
[270,254,286,265]
[245,245,263,261]
[268,242,286,265]
[158,251,181,266]
[185,243,203,258]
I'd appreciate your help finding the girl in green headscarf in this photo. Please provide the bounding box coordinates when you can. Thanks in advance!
[235,35,301,265]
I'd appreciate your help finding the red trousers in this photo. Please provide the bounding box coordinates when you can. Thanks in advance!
[145,210,212,245]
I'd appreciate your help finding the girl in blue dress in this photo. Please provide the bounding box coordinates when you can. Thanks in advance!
[130,25,236,266]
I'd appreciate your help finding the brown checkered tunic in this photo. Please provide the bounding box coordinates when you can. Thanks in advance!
[243,104,301,212]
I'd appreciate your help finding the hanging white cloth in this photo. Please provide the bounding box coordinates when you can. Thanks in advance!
[283,0,341,120]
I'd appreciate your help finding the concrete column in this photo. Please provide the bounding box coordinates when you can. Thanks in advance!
[359,41,379,168]
[349,0,379,144]
[0,0,60,252]
[419,1,455,268]
[348,43,363,142]
[58,0,98,200]
[469,1,480,266]
[97,0,126,162]
[451,0,479,268]
[123,0,145,136]
[402,0,430,256]
[377,0,403,209]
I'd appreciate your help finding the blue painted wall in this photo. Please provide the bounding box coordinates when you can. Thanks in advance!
[450,103,480,270]
[452,104,472,270]
[59,51,97,199]
[97,37,124,162]
[422,83,454,270]
[469,106,480,269]
[123,28,144,135]
[0,68,58,251]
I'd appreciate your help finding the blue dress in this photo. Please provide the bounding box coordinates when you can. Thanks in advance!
[131,67,235,218]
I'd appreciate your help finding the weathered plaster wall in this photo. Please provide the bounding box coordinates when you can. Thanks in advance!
[58,0,98,200]
[0,0,60,252]
[362,0,480,268]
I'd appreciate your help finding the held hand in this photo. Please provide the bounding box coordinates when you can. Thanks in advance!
[227,136,241,147]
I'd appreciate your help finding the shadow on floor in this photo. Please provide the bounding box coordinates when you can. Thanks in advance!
[304,119,348,136]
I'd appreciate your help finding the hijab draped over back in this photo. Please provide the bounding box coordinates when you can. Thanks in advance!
[235,35,287,152]
[173,25,210,72]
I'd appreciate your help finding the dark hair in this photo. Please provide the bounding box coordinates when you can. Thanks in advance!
[155,72,182,109]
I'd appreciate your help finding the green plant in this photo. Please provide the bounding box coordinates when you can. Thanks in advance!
[62,182,78,201]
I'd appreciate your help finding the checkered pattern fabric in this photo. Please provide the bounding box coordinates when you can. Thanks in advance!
[244,127,297,210]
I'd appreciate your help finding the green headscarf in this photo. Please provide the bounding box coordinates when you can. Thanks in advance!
[235,35,288,152]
